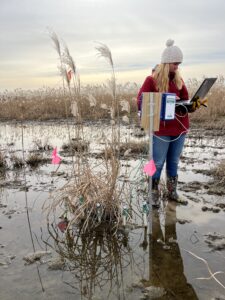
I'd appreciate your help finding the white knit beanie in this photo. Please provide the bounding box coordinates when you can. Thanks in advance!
[161,39,183,64]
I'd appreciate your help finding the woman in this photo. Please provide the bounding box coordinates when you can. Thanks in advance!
[137,39,189,207]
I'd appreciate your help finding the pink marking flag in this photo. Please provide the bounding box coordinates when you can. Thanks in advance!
[57,220,68,233]
[67,69,72,81]
[52,147,61,165]
[143,159,156,176]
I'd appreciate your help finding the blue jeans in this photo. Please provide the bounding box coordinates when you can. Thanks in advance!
[152,134,186,179]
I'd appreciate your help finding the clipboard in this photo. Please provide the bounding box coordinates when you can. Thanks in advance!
[177,77,217,106]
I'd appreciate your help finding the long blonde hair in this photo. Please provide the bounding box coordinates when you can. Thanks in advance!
[153,63,183,92]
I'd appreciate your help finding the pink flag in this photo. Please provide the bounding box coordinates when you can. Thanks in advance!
[67,69,72,81]
[52,147,61,165]
[57,220,68,233]
[143,159,156,176]
[52,147,57,157]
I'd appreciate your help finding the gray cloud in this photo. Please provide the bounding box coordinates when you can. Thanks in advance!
[0,0,225,90]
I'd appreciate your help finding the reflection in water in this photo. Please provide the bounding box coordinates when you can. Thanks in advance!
[46,202,199,299]
[149,203,198,299]
[46,222,133,300]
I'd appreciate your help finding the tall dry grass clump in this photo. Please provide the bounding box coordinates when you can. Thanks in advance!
[44,35,137,234]
[48,157,125,230]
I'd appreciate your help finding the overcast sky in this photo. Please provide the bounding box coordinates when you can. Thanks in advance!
[1,0,225,91]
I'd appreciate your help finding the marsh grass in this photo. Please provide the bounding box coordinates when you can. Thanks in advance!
[97,141,149,159]
[0,84,138,122]
[11,154,24,169]
[43,36,140,234]
[119,141,149,156]
[1,77,225,128]
[61,139,89,153]
[33,139,53,151]
[26,153,49,168]
[47,159,123,231]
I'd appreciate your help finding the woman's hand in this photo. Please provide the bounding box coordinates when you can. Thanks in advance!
[188,97,208,113]
[192,97,208,110]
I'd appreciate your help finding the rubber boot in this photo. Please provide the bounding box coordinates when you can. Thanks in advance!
[167,176,188,205]
[152,178,160,208]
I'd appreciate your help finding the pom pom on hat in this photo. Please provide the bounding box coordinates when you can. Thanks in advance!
[166,39,174,47]
[161,39,183,64]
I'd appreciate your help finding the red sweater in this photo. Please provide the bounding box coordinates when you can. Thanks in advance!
[137,74,189,136]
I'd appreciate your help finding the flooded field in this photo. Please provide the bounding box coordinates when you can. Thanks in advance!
[0,121,225,300]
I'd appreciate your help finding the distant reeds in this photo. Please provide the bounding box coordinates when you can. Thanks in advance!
[0,84,138,122]
[188,76,225,128]
[0,77,225,128]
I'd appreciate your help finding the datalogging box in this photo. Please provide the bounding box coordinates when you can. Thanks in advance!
[160,93,176,121]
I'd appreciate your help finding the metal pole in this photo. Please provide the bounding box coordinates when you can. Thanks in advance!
[148,93,154,234]
[148,93,154,285]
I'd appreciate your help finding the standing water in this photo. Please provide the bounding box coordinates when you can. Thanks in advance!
[0,121,225,300]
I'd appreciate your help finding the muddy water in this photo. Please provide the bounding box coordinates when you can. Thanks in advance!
[0,121,225,300]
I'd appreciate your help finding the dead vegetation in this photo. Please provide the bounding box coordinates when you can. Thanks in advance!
[26,153,49,168]
[119,141,148,156]
[33,139,53,151]
[46,158,124,231]
[43,34,140,234]
[11,154,24,169]
[0,85,138,123]
[61,139,89,153]
[96,141,148,159]
[0,77,225,129]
